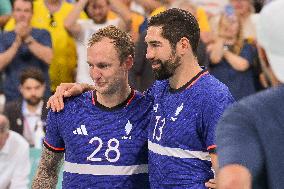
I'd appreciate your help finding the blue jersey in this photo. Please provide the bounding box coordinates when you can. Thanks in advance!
[147,70,234,188]
[44,90,152,189]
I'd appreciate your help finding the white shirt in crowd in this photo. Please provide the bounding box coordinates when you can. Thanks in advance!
[0,131,30,189]
[22,100,44,148]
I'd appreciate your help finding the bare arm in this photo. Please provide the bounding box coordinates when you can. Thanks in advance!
[217,164,252,189]
[207,38,224,64]
[47,83,95,111]
[24,35,53,65]
[205,153,218,188]
[64,0,88,39]
[32,146,64,189]
[0,35,22,71]
[109,0,132,32]
[133,0,162,14]
[223,50,250,71]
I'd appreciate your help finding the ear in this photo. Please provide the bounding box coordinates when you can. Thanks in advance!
[123,55,134,71]
[177,37,192,56]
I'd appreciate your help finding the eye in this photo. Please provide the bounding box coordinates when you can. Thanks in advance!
[88,63,94,69]
[97,63,109,69]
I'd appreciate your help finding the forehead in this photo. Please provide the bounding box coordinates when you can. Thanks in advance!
[22,78,42,87]
[14,0,32,9]
[145,26,167,43]
[87,38,119,62]
[90,0,108,6]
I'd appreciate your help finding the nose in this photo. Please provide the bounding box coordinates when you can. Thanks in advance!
[90,67,102,81]
[146,46,155,60]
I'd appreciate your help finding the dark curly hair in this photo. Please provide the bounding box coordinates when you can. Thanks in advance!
[88,25,134,63]
[148,8,200,56]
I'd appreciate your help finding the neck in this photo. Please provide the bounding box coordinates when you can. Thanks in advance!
[26,102,41,113]
[96,83,132,108]
[169,55,202,89]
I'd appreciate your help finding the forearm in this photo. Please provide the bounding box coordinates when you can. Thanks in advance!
[25,36,53,65]
[0,36,21,70]
[223,51,249,71]
[80,83,96,92]
[32,146,64,189]
[64,0,86,37]
[134,0,162,14]
[109,0,132,31]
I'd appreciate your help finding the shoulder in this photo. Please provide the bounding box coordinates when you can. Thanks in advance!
[48,92,93,118]
[32,28,49,34]
[4,99,22,113]
[238,85,284,112]
[64,91,92,109]
[9,131,29,149]
[199,74,234,100]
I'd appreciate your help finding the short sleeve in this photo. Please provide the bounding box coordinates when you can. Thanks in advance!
[35,29,52,48]
[202,89,235,153]
[43,110,65,153]
[0,33,7,53]
[216,103,264,178]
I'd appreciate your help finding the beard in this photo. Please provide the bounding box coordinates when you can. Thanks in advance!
[151,55,181,80]
[26,96,42,106]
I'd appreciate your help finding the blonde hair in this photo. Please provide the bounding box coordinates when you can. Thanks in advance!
[218,14,244,55]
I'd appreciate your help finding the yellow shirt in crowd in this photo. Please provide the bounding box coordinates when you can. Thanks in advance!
[5,0,87,92]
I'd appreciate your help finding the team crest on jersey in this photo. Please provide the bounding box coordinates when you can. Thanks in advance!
[122,120,132,139]
[171,103,184,122]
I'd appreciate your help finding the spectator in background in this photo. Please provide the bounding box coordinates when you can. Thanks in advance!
[0,0,12,29]
[116,0,145,42]
[0,0,52,102]
[31,0,87,92]
[217,1,284,188]
[4,0,88,92]
[207,11,257,100]
[210,0,258,43]
[0,114,30,189]
[64,0,132,84]
[4,68,48,148]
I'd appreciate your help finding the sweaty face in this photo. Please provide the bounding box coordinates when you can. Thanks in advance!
[20,78,45,106]
[87,0,109,24]
[145,26,181,80]
[87,38,128,95]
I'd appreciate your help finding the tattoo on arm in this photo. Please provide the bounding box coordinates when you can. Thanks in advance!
[32,146,64,189]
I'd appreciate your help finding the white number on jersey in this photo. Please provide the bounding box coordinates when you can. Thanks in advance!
[87,137,120,162]
[152,116,166,141]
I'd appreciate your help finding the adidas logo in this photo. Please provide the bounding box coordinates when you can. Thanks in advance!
[73,125,88,135]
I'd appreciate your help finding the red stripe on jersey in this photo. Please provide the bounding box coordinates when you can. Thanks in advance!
[186,71,209,89]
[126,90,136,106]
[44,140,65,151]
[207,145,217,151]
[91,91,95,105]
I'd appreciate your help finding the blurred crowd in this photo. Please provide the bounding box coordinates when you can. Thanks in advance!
[0,0,278,188]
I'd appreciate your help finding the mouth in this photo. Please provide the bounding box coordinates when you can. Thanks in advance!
[150,61,161,70]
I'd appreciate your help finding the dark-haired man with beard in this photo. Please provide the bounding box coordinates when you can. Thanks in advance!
[4,68,48,148]
[48,8,234,188]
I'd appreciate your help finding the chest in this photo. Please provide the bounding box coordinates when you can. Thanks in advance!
[149,96,203,147]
